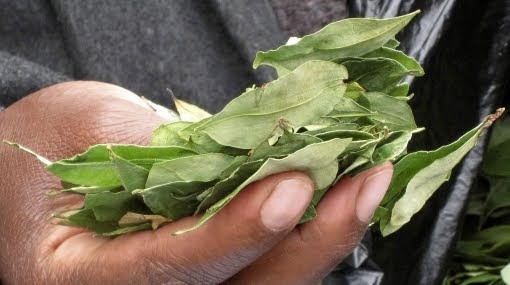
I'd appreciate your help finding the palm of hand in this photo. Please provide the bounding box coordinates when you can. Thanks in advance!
[0,82,392,284]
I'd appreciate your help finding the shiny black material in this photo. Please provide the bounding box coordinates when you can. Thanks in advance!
[327,1,510,284]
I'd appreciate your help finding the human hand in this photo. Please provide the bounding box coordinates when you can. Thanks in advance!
[0,81,393,284]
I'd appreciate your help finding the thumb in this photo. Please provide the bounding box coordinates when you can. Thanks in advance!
[0,80,167,284]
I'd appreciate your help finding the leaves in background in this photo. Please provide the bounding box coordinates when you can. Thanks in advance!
[481,177,510,225]
[482,117,510,177]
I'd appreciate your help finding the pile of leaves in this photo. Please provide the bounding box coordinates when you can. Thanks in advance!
[444,116,510,285]
[6,11,503,237]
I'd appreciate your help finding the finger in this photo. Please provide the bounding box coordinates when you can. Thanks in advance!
[68,171,313,284]
[227,162,393,285]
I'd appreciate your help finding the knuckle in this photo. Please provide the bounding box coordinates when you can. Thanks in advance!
[30,81,159,147]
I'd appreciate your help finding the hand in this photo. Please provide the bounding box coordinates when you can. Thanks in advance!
[0,81,393,284]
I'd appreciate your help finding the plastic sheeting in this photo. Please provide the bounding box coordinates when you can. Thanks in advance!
[323,1,510,284]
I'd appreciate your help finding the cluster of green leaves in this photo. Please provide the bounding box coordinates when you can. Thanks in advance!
[7,11,501,237]
[444,116,510,285]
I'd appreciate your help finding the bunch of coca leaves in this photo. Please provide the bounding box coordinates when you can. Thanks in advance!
[8,11,504,237]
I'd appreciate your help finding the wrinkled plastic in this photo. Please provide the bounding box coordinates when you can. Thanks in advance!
[323,1,510,284]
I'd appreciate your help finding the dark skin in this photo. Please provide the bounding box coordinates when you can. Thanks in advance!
[0,81,393,284]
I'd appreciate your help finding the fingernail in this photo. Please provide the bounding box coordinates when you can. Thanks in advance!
[356,168,393,223]
[260,178,313,231]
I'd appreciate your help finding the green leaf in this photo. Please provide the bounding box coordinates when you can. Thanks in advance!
[182,132,249,156]
[304,116,344,128]
[137,181,217,219]
[151,121,192,146]
[381,115,495,236]
[360,92,417,131]
[481,177,510,225]
[249,131,322,161]
[253,11,419,76]
[372,131,413,164]
[53,185,119,195]
[195,160,266,213]
[182,61,348,149]
[303,123,359,136]
[146,153,236,187]
[173,97,212,122]
[326,96,375,118]
[47,145,121,187]
[314,130,375,142]
[342,137,381,154]
[372,206,389,224]
[344,82,365,100]
[338,143,377,178]
[362,46,424,76]
[59,209,118,234]
[300,204,318,223]
[456,238,508,265]
[337,57,415,93]
[176,138,352,234]
[458,273,502,285]
[109,148,149,191]
[384,38,400,49]
[219,156,249,178]
[388,82,410,97]
[101,223,152,237]
[109,145,198,168]
[83,190,143,222]
[46,144,197,186]
[491,207,510,219]
[458,225,510,259]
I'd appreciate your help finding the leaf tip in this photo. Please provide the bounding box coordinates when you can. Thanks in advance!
[171,227,194,236]
[252,52,264,69]
[3,140,53,165]
[484,107,505,127]
[47,190,64,197]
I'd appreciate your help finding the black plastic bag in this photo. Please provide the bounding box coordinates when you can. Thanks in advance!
[324,1,510,284]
